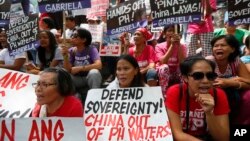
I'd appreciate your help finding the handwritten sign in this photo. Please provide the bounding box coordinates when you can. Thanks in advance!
[107,0,147,35]
[84,87,173,141]
[38,0,91,13]
[150,0,201,27]
[6,14,39,56]
[0,69,38,118]
[0,0,11,27]
[228,0,250,25]
[0,118,85,141]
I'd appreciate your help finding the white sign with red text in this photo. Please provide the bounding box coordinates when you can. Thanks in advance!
[0,69,38,118]
[0,117,85,141]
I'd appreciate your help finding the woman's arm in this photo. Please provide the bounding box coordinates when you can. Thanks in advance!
[206,114,230,141]
[0,58,26,71]
[238,61,250,89]
[167,109,202,141]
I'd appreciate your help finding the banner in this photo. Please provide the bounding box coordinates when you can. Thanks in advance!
[87,0,109,18]
[0,0,11,27]
[84,87,173,141]
[228,0,250,25]
[150,0,201,27]
[107,0,147,35]
[38,0,91,13]
[6,14,39,56]
[0,69,38,118]
[0,118,85,141]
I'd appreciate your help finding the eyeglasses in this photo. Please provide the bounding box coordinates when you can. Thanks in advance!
[71,33,79,38]
[32,81,57,88]
[188,72,217,81]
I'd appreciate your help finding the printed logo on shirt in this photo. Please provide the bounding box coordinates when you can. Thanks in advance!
[180,108,205,132]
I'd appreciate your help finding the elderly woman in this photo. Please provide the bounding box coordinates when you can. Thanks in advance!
[0,28,26,71]
[31,68,83,117]
[107,54,146,89]
[122,28,158,86]
[206,35,250,124]
[166,55,230,141]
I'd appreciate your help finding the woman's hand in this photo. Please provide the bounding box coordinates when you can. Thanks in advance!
[213,78,231,88]
[195,93,215,114]
[61,46,69,55]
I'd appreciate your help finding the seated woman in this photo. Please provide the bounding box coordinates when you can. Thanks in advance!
[0,28,26,71]
[166,55,230,141]
[206,35,250,123]
[155,25,187,96]
[26,30,63,74]
[107,54,146,89]
[122,28,158,86]
[31,67,83,117]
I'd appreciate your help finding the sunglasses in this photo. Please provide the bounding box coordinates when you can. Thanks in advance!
[188,72,217,81]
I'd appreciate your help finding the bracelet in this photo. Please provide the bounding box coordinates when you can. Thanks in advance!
[237,82,242,89]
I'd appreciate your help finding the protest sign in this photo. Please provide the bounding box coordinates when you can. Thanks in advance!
[38,0,91,13]
[87,0,109,18]
[0,117,85,141]
[0,0,11,27]
[9,2,25,23]
[228,0,250,25]
[107,0,147,35]
[84,87,173,141]
[6,14,39,56]
[80,24,103,43]
[150,0,201,27]
[99,32,121,56]
[0,69,38,118]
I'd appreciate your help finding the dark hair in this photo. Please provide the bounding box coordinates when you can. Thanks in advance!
[41,68,75,96]
[66,16,75,22]
[157,24,181,43]
[41,17,56,29]
[211,35,240,62]
[180,55,216,76]
[245,35,250,49]
[116,55,145,87]
[37,30,58,70]
[76,28,92,46]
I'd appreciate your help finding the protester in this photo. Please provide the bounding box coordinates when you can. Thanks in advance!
[186,0,216,57]
[155,25,187,96]
[241,35,250,72]
[166,55,230,141]
[107,54,146,88]
[26,30,63,74]
[31,68,83,117]
[0,29,26,71]
[214,11,248,46]
[122,27,158,86]
[61,28,102,103]
[0,28,5,51]
[39,17,58,35]
[206,35,250,124]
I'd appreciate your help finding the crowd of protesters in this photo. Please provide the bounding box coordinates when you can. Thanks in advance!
[1,0,250,140]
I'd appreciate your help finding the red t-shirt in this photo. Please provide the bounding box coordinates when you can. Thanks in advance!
[32,96,83,117]
[166,84,230,136]
[129,45,156,68]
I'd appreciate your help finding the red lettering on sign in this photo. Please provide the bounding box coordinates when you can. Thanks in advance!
[28,119,64,141]
[1,119,15,141]
[0,72,29,91]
